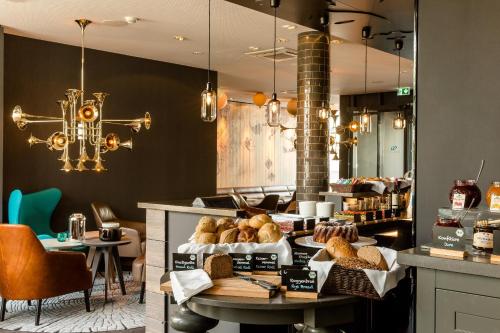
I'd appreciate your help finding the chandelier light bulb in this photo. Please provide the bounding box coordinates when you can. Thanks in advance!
[12,105,24,122]
[348,120,360,132]
[104,133,121,151]
[48,132,68,151]
[78,101,99,122]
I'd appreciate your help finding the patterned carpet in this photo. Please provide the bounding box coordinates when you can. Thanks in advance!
[0,274,145,332]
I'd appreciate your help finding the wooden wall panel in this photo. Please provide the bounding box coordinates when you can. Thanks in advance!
[217,102,296,189]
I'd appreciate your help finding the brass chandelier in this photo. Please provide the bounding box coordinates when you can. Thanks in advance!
[11,19,151,172]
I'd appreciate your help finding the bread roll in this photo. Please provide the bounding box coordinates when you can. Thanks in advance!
[257,223,281,243]
[237,227,258,243]
[216,218,236,239]
[195,232,217,244]
[326,236,357,259]
[196,216,217,233]
[357,246,389,271]
[219,228,239,244]
[249,214,273,230]
[237,219,251,230]
[204,254,233,279]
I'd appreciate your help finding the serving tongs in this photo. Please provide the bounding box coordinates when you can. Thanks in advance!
[234,273,280,295]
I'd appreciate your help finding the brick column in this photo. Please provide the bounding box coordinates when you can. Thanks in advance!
[296,31,330,201]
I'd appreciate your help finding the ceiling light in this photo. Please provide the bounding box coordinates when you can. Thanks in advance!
[277,37,288,43]
[201,0,216,122]
[174,35,186,41]
[331,39,343,45]
[267,0,281,128]
[248,46,260,51]
[282,24,296,30]
[192,51,203,55]
[124,16,138,24]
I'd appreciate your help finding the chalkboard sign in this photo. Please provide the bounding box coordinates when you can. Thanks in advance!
[172,253,197,271]
[292,248,319,266]
[493,230,500,255]
[230,253,253,272]
[254,253,278,271]
[280,265,309,286]
[432,226,466,250]
[286,269,318,292]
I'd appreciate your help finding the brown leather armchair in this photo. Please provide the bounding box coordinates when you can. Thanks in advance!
[91,202,145,257]
[0,224,92,325]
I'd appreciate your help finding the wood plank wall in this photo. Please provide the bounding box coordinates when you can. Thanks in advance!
[217,102,296,189]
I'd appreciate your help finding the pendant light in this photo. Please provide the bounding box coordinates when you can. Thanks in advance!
[359,26,372,134]
[266,0,280,127]
[201,0,217,122]
[393,39,406,130]
[318,14,331,122]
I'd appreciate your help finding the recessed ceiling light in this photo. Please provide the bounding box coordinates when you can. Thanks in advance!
[277,38,289,43]
[192,51,203,55]
[248,46,260,51]
[371,80,384,84]
[124,16,138,24]
[331,39,343,45]
[174,35,187,41]
[401,70,408,73]
[282,24,296,30]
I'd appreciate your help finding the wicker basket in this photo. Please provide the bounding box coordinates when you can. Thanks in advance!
[313,249,382,300]
[329,183,373,193]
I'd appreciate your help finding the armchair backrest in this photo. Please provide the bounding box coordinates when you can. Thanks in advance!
[8,188,61,238]
[0,224,46,299]
[91,202,118,228]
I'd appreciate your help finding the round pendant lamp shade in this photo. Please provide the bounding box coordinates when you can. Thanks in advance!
[253,92,267,108]
[217,91,228,110]
[286,98,297,116]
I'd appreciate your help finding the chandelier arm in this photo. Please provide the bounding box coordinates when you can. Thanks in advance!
[23,114,64,121]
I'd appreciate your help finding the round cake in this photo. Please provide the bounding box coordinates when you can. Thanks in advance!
[312,221,359,243]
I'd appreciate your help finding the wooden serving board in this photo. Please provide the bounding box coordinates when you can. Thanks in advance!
[161,275,281,299]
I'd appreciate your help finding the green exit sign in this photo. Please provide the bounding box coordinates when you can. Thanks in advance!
[397,87,411,96]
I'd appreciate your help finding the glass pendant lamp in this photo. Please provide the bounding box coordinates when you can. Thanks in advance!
[201,0,217,122]
[393,112,406,129]
[359,107,371,133]
[393,40,406,130]
[359,26,372,134]
[266,0,281,127]
[318,16,331,122]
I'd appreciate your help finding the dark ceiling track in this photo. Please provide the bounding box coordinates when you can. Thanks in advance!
[325,8,389,22]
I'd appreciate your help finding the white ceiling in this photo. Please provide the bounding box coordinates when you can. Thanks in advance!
[0,0,413,101]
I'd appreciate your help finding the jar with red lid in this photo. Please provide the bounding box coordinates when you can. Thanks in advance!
[449,179,481,209]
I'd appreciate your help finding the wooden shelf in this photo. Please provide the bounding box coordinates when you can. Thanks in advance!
[318,191,380,198]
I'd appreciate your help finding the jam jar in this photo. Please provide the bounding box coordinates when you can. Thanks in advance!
[449,179,481,209]
[435,209,463,228]
[473,219,495,252]
[486,181,500,210]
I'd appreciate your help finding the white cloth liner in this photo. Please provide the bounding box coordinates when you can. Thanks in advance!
[178,236,293,268]
[309,247,407,298]
[170,269,213,304]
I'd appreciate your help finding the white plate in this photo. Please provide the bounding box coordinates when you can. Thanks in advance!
[294,235,377,249]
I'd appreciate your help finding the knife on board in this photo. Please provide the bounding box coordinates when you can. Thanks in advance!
[234,273,280,294]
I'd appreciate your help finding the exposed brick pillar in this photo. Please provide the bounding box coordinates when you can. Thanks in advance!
[296,31,330,201]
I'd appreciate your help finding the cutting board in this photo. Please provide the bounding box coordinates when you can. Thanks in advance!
[161,275,281,299]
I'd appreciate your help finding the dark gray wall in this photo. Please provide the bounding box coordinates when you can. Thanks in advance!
[416,0,500,244]
[3,35,217,231]
[0,27,3,219]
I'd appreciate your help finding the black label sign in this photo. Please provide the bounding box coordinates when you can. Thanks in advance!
[230,253,253,272]
[432,226,466,250]
[253,253,278,271]
[292,247,319,266]
[287,269,318,292]
[172,253,197,271]
[280,265,309,286]
[493,230,500,255]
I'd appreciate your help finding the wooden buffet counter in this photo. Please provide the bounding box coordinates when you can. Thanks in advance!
[138,201,245,333]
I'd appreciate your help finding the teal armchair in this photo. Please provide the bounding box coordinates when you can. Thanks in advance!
[8,188,62,240]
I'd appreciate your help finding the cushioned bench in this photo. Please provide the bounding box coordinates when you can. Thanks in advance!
[217,185,295,207]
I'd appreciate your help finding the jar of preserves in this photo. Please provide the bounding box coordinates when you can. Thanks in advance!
[486,181,500,211]
[449,179,481,209]
[435,209,463,228]
[473,219,494,252]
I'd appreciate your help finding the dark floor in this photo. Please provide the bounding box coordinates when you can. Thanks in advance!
[0,329,145,333]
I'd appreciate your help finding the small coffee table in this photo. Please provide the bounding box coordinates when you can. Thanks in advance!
[81,237,131,302]
[40,238,83,251]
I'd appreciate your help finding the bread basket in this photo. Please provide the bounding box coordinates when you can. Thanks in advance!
[329,183,373,193]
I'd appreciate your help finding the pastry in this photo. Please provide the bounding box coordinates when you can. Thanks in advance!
[237,226,258,243]
[334,257,381,271]
[204,254,233,279]
[249,214,273,230]
[237,219,251,230]
[196,216,217,233]
[219,228,239,244]
[357,246,389,271]
[195,232,217,244]
[313,221,359,243]
[216,218,236,239]
[326,236,357,259]
[257,223,281,243]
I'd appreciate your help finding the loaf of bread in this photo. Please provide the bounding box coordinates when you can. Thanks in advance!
[237,227,258,243]
[357,246,389,271]
[326,237,357,259]
[334,257,382,271]
[313,221,359,243]
[196,216,217,233]
[219,228,239,244]
[195,232,217,244]
[249,214,273,230]
[204,254,233,279]
[237,219,251,230]
[257,223,281,243]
